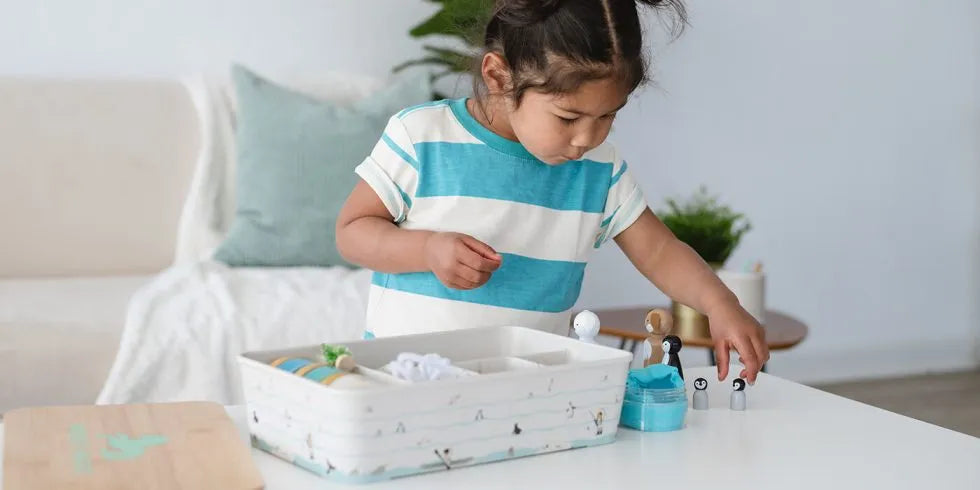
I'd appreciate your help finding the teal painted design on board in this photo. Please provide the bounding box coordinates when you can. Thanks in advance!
[68,425,168,474]
[69,424,93,474]
[101,433,169,460]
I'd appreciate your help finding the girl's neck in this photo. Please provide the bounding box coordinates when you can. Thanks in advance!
[466,97,519,142]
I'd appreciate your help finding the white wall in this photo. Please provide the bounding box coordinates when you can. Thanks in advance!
[0,0,436,80]
[1,0,977,383]
[580,0,980,382]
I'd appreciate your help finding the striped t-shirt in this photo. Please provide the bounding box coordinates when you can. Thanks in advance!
[354,98,646,337]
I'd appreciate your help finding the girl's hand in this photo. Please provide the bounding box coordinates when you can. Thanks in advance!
[424,232,502,290]
[708,304,770,384]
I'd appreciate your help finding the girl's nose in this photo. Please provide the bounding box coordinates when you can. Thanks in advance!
[570,132,592,149]
[571,125,601,150]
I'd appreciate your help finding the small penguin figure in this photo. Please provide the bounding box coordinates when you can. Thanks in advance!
[730,378,747,411]
[660,335,684,379]
[572,310,600,344]
[692,377,709,410]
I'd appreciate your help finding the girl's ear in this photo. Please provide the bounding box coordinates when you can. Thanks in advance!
[481,52,512,95]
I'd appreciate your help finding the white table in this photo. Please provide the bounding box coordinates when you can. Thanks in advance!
[3,367,979,489]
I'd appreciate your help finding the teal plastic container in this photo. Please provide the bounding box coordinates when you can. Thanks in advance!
[619,385,688,432]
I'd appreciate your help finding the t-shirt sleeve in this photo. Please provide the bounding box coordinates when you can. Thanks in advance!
[354,115,419,223]
[596,153,648,246]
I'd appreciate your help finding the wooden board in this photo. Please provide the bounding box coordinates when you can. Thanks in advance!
[3,401,264,490]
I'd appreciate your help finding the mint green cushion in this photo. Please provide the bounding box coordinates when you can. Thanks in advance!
[214,65,431,267]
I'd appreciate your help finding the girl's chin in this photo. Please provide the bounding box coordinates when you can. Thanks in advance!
[539,156,570,165]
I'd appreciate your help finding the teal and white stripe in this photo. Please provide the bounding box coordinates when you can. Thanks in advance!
[372,252,585,313]
[355,98,646,337]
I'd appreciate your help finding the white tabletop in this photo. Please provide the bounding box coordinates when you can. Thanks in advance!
[3,367,979,489]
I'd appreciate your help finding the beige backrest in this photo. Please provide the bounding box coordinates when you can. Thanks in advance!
[0,78,200,277]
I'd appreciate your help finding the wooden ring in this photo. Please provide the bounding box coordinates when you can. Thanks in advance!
[295,362,329,377]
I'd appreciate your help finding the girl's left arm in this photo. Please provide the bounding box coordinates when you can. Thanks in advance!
[614,208,770,383]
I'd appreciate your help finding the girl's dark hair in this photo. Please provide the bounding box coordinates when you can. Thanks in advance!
[476,0,687,104]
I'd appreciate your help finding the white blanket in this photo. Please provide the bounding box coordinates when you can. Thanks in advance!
[96,261,372,406]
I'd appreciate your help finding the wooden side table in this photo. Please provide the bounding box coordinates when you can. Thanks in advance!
[574,307,808,371]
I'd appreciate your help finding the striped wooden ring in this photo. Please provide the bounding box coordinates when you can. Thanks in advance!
[303,365,347,385]
[269,356,291,367]
[271,357,312,373]
[294,362,329,377]
[320,372,348,385]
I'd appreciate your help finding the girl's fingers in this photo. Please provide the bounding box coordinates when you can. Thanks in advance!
[455,260,490,285]
[732,336,761,383]
[457,245,500,272]
[714,340,730,381]
[448,272,479,290]
[460,235,502,264]
[751,332,770,367]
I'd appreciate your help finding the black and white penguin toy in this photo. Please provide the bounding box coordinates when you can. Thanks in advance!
[730,378,747,411]
[692,377,709,410]
[660,335,684,380]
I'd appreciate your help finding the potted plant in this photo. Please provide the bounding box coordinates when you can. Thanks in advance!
[658,186,751,337]
[393,0,493,98]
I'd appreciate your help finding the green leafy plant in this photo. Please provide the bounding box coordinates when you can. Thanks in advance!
[321,344,352,365]
[394,0,493,82]
[659,186,751,266]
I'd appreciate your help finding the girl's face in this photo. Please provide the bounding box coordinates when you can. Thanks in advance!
[507,78,628,165]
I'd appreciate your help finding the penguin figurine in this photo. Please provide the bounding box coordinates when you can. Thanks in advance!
[730,378,747,411]
[660,335,684,379]
[692,377,709,410]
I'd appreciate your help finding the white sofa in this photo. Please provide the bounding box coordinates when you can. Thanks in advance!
[0,70,404,412]
[0,78,200,413]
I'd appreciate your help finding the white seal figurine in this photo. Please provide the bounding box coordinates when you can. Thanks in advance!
[573,310,601,344]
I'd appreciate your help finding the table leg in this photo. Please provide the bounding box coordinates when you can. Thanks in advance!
[618,338,627,350]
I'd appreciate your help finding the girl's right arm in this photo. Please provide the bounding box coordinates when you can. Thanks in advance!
[336,180,502,290]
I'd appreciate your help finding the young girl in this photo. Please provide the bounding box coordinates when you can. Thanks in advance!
[337,0,769,383]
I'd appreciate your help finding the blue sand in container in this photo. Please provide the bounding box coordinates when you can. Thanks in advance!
[620,364,687,432]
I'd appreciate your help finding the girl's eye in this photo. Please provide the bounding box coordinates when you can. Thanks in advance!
[600,113,616,120]
[557,115,578,125]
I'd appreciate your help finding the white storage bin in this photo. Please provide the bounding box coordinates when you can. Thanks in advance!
[238,326,632,484]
